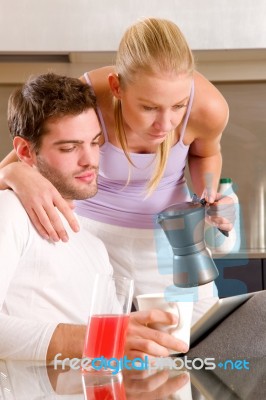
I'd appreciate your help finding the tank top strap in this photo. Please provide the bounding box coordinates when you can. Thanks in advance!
[83,72,109,142]
[179,79,195,142]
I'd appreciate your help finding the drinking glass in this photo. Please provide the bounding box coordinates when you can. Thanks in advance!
[82,371,126,400]
[82,274,134,373]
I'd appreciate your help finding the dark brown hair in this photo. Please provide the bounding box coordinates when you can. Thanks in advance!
[8,72,97,152]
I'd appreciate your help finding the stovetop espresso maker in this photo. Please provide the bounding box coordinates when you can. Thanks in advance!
[157,197,220,288]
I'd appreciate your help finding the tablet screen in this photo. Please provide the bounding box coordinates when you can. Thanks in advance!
[190,291,257,346]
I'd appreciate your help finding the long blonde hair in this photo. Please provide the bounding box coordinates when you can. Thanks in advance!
[114,18,195,195]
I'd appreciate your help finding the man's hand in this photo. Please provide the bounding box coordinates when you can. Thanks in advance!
[125,310,189,360]
[123,368,190,400]
[46,365,83,394]
[47,324,86,362]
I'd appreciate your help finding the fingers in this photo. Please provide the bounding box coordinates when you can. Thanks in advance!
[127,334,188,359]
[203,188,216,205]
[124,369,169,397]
[27,208,53,241]
[206,194,236,231]
[25,191,79,242]
[126,310,189,359]
[4,162,79,241]
[47,195,80,241]
[56,200,80,234]
[155,373,190,396]
[206,215,233,232]
[125,336,169,359]
[124,369,190,400]
[33,205,63,242]
[133,309,178,327]
[123,367,167,382]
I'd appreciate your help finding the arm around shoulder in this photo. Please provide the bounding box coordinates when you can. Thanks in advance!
[0,150,20,189]
[0,149,18,169]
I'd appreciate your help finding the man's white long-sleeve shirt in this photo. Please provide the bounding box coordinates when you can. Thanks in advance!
[0,190,112,360]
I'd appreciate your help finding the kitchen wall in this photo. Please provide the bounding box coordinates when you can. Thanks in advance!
[1,0,266,51]
[205,81,266,251]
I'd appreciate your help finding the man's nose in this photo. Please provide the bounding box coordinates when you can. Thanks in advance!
[78,147,99,167]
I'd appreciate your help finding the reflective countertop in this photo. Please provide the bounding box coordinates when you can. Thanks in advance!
[1,357,265,399]
[212,249,266,259]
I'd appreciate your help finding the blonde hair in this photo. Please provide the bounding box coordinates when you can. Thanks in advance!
[114,17,195,195]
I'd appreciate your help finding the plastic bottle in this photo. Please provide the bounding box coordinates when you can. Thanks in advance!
[205,178,241,254]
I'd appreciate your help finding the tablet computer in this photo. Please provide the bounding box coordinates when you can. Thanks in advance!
[190,291,259,346]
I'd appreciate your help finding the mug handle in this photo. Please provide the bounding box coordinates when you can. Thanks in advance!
[168,302,183,329]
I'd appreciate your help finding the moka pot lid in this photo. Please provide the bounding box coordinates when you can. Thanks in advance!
[157,201,203,222]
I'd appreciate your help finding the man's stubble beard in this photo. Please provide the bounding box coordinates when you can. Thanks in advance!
[36,156,98,200]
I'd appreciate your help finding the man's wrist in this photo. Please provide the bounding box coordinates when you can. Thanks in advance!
[47,323,86,362]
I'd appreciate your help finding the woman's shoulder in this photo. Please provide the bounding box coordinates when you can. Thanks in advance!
[80,66,115,110]
[192,71,229,136]
[79,66,115,90]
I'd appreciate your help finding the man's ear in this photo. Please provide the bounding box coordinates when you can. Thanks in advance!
[13,137,36,166]
[108,73,122,99]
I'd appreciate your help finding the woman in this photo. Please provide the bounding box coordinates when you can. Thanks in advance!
[0,18,232,322]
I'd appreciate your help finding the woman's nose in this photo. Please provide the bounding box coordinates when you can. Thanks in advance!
[153,112,173,132]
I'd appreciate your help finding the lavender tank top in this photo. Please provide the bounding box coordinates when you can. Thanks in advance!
[75,72,194,228]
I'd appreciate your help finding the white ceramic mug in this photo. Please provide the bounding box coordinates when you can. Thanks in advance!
[136,291,194,354]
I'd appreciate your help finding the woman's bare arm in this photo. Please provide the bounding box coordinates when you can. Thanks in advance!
[0,160,79,241]
[0,149,18,180]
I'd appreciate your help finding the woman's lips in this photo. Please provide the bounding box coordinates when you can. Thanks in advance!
[148,132,167,139]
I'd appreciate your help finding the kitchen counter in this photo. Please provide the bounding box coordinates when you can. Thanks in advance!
[1,357,265,399]
[212,249,266,259]
[210,249,266,297]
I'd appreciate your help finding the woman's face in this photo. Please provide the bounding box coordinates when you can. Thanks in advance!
[114,71,193,144]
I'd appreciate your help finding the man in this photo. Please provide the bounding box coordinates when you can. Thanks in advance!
[0,73,187,360]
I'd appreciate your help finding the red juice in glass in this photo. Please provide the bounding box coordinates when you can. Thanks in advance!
[83,314,129,359]
[85,380,126,400]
